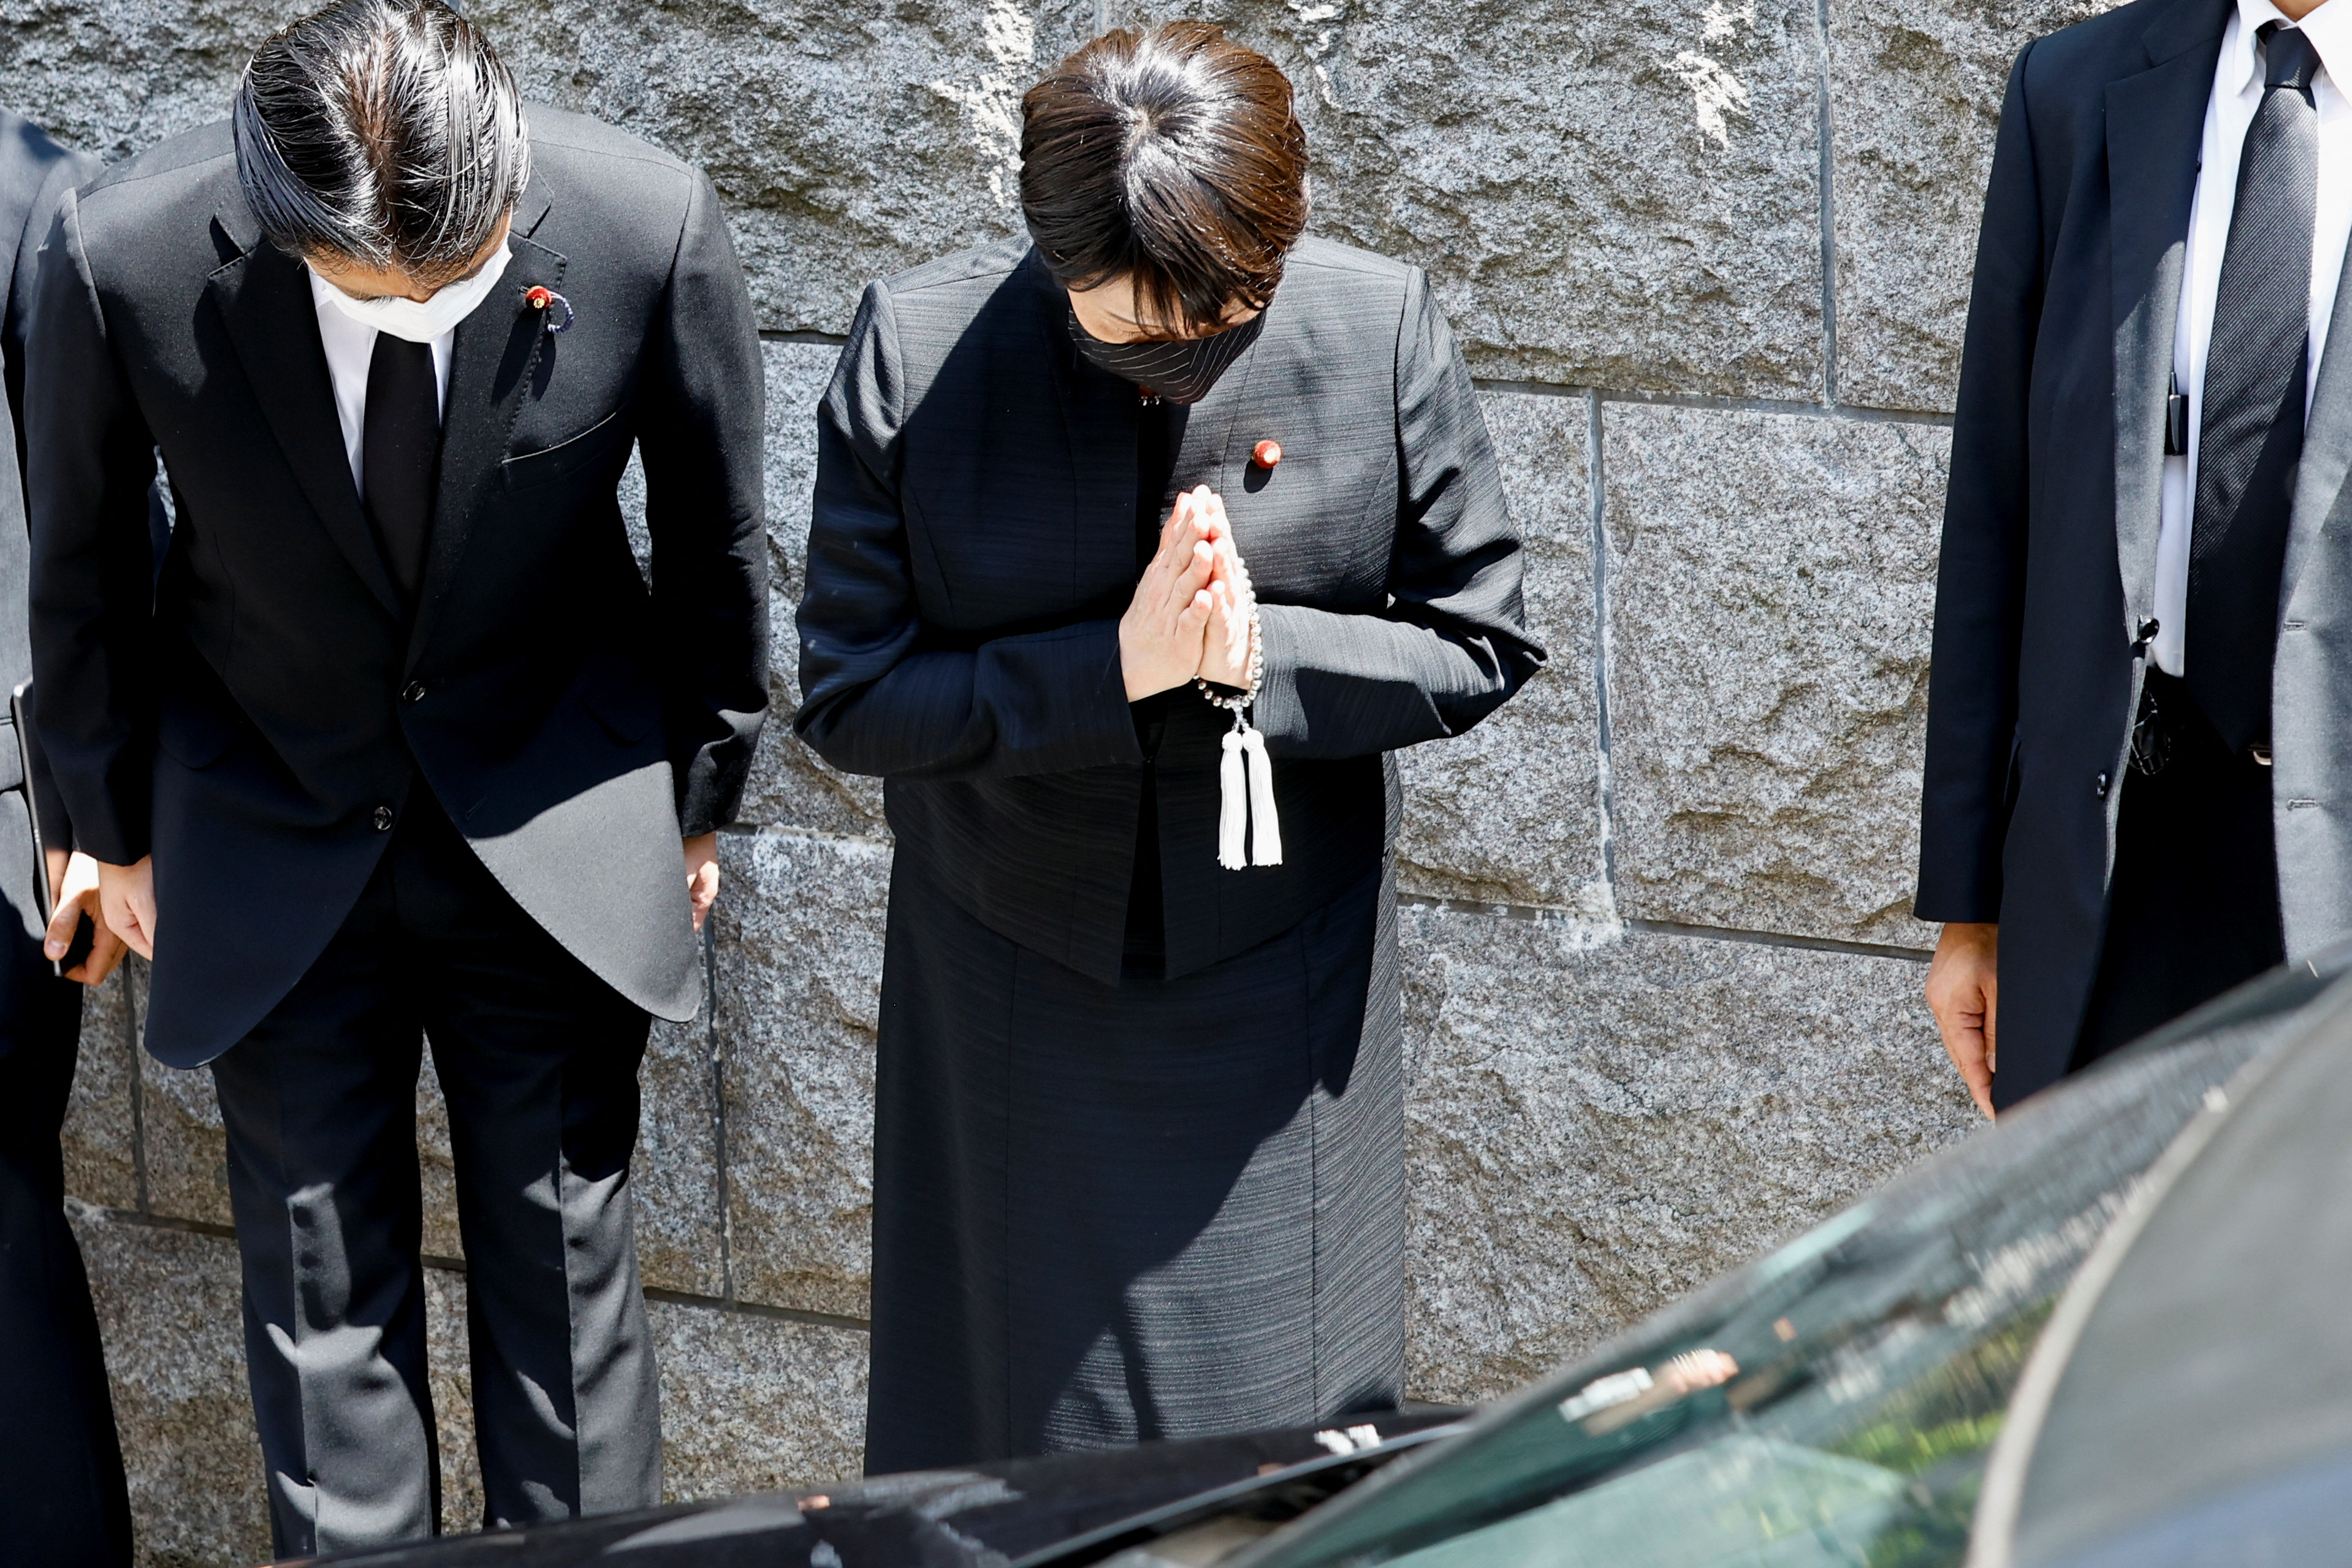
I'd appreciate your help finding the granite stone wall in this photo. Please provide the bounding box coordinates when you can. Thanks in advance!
[2,0,2104,1559]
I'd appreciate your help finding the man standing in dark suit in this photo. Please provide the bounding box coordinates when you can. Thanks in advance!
[0,106,134,1568]
[26,2,767,1553]
[1922,0,2352,1113]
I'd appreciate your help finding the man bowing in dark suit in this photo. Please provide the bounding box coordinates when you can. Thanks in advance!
[1921,0,2352,1114]
[25,1,766,1553]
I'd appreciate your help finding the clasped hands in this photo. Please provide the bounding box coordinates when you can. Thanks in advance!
[1119,485,1257,701]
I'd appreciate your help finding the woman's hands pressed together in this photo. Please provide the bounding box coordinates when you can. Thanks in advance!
[1119,485,1257,700]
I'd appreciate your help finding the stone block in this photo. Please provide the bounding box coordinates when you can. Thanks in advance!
[1398,391,1604,912]
[426,1267,487,1536]
[63,962,141,1211]
[1828,0,2115,411]
[1601,402,1946,948]
[1398,905,1979,1405]
[70,1208,271,1568]
[653,1301,871,1495]
[139,1040,234,1231]
[1121,0,1827,396]
[714,829,888,1319]
[466,0,1082,336]
[417,1060,464,1262]
[739,340,891,839]
[0,1,257,164]
[636,995,729,1300]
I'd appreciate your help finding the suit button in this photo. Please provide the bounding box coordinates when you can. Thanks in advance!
[2095,772,2112,799]
[373,805,395,832]
[401,681,427,704]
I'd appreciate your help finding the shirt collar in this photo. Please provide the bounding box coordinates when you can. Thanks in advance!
[2229,0,2351,97]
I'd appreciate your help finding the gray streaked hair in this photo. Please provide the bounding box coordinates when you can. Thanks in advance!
[232,0,530,284]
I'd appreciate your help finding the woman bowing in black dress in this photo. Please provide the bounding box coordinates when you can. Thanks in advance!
[797,21,1543,1472]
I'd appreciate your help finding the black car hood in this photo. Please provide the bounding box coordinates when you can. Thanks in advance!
[289,1409,1465,1568]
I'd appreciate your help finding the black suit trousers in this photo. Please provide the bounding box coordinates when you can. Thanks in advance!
[0,983,132,1568]
[208,794,659,1558]
[2073,672,2286,1068]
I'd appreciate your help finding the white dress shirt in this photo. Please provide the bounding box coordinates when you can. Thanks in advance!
[305,270,457,498]
[2154,0,2352,676]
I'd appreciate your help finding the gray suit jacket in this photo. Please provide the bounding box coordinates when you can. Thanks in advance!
[797,237,1542,983]
[1922,0,2352,1105]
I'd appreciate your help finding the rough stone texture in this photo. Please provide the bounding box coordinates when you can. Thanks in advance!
[714,829,888,1320]
[654,1303,871,1495]
[473,0,1091,339]
[1397,392,1604,912]
[137,1049,233,1232]
[70,1210,271,1568]
[1828,0,2114,411]
[1603,403,1947,948]
[425,1269,487,1536]
[636,1005,729,1299]
[0,2,261,162]
[1398,906,1979,1403]
[738,341,891,840]
[1,0,1831,395]
[417,1063,464,1262]
[1119,0,1829,395]
[62,964,140,1211]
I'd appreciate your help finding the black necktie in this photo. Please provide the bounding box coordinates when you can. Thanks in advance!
[362,332,440,606]
[2187,21,2320,754]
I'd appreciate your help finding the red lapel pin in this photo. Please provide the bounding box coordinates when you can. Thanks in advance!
[523,285,574,333]
[1252,439,1282,469]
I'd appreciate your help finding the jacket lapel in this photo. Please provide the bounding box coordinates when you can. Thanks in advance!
[405,225,563,667]
[2107,0,2229,636]
[2282,234,2352,606]
[205,236,404,617]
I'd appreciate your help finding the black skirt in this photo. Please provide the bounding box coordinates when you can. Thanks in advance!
[862,850,1407,1474]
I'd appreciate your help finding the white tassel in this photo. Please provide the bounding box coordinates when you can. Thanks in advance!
[1219,728,1250,869]
[1240,724,1282,866]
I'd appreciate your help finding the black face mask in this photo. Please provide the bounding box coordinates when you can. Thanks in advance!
[1067,306,1266,404]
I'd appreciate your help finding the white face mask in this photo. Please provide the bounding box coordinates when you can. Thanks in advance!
[308,242,515,343]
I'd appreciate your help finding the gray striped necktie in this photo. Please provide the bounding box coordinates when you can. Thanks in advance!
[2186,20,2319,755]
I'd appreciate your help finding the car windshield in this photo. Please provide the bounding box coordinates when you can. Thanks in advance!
[1236,967,2340,1568]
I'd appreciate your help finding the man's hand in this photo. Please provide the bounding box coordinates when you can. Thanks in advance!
[96,856,157,962]
[685,833,720,933]
[1927,921,1999,1119]
[1119,488,1220,700]
[43,848,128,985]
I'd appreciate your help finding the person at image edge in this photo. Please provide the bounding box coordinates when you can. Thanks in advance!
[24,1,767,1552]
[0,105,134,1568]
[1923,0,2352,1111]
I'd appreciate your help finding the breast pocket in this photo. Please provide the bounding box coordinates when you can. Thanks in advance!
[502,409,630,493]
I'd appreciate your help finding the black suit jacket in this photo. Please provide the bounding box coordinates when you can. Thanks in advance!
[0,112,95,1062]
[1917,0,2267,1106]
[26,108,768,1068]
[797,237,1541,983]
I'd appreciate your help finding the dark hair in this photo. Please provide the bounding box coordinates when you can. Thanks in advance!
[1020,22,1308,337]
[233,0,530,284]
